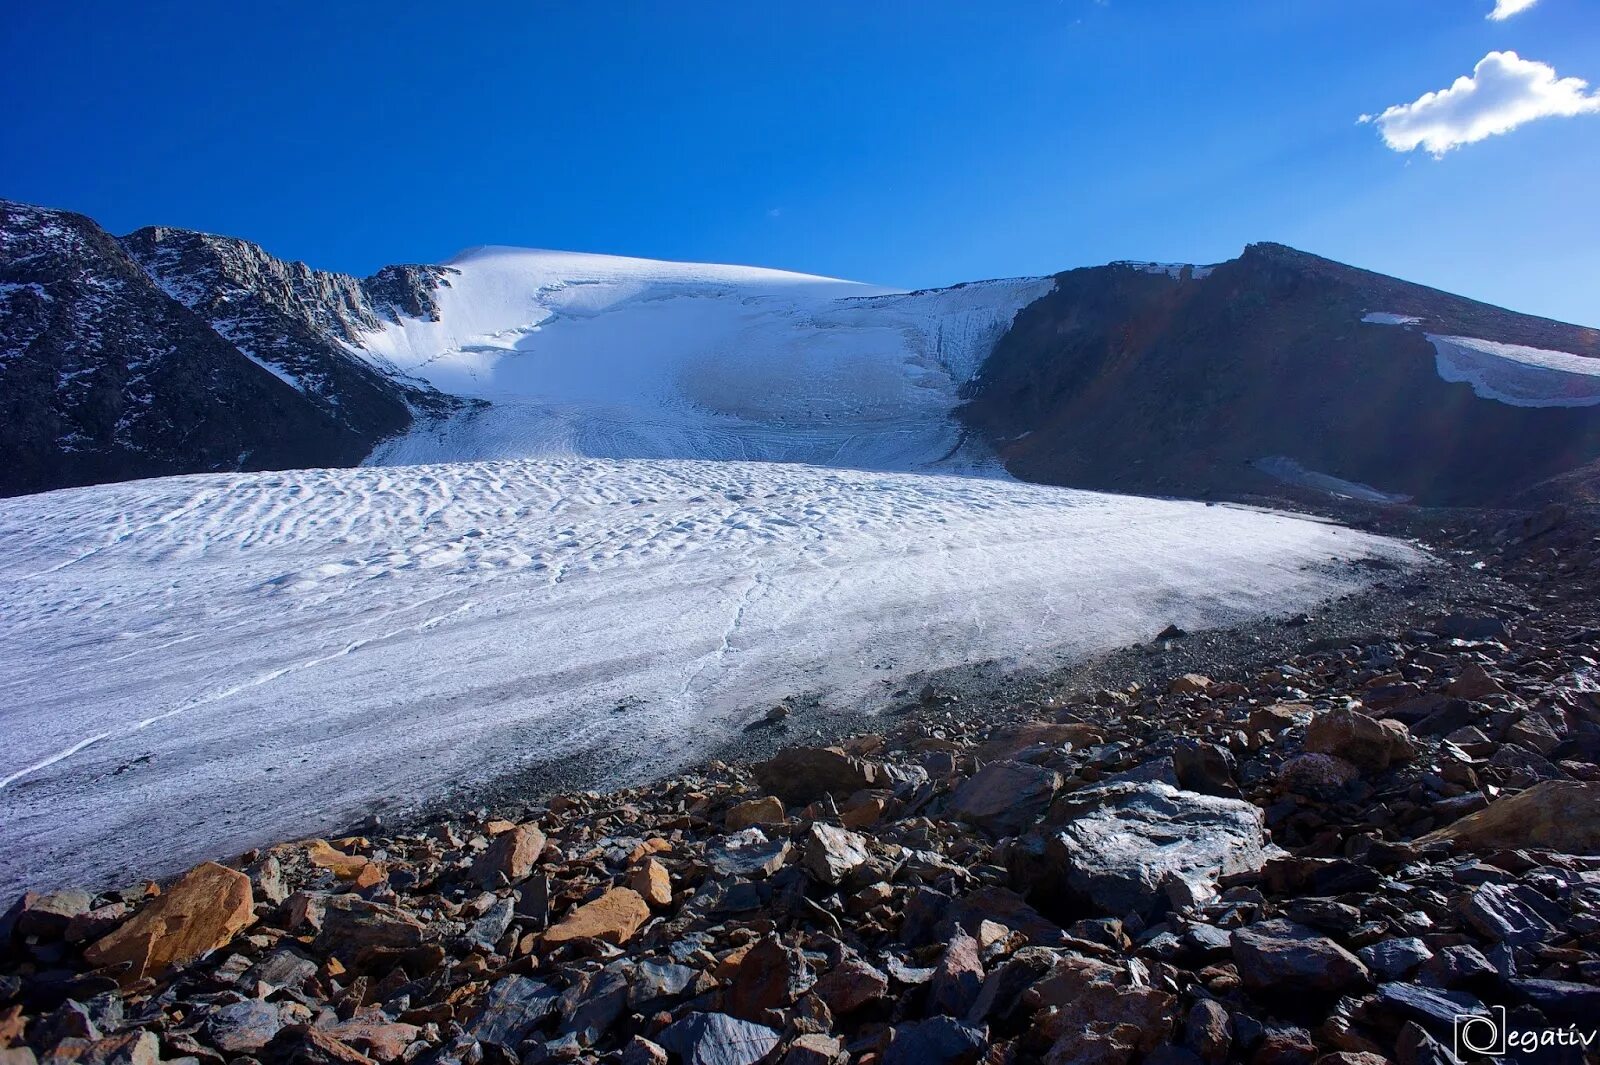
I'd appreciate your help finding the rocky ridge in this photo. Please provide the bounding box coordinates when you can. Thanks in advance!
[960,244,1600,507]
[3,515,1600,1065]
[0,200,458,496]
[121,226,458,442]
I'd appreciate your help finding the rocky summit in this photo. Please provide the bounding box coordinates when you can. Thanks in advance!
[3,507,1600,1065]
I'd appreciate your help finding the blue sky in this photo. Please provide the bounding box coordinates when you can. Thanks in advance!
[3,1,1596,324]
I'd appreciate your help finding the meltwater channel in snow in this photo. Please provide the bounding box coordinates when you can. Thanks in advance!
[0,459,1420,891]
[356,246,1058,472]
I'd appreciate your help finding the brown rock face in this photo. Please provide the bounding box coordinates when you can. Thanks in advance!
[82,862,252,982]
[1305,707,1412,773]
[1447,662,1508,701]
[470,823,545,888]
[755,747,879,805]
[1231,920,1370,996]
[1420,780,1600,854]
[629,858,673,908]
[726,796,787,831]
[544,888,651,946]
[975,721,1104,762]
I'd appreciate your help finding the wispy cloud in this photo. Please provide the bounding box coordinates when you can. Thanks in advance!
[1360,50,1600,156]
[1488,0,1539,20]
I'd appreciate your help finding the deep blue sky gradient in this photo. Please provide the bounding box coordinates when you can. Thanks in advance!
[3,1,1596,324]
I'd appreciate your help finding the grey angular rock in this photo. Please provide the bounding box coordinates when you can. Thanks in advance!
[1011,782,1276,918]
[244,945,318,992]
[465,975,561,1049]
[466,896,515,949]
[1459,883,1556,945]
[1231,919,1371,996]
[629,958,699,1008]
[706,828,791,879]
[803,823,870,885]
[205,999,283,1054]
[1358,937,1433,980]
[948,761,1061,836]
[657,1012,780,1065]
[559,966,629,1045]
[882,1016,987,1065]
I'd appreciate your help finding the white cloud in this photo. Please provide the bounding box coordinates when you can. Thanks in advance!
[1488,0,1539,20]
[1361,50,1600,156]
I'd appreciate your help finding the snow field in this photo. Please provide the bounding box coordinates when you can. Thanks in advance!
[356,248,1055,471]
[0,459,1420,891]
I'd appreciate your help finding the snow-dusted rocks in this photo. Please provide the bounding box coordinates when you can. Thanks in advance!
[0,458,1416,892]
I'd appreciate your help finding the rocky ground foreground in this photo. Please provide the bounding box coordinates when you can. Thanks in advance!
[4,505,1600,1065]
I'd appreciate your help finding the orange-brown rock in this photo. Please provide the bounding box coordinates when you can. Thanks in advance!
[82,862,252,983]
[1421,780,1600,854]
[726,796,786,831]
[543,888,650,946]
[977,721,1105,763]
[470,823,545,888]
[1168,674,1213,695]
[1447,662,1507,701]
[306,839,381,883]
[629,858,673,908]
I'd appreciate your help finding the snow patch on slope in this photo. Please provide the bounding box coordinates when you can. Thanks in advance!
[353,248,1053,471]
[1116,261,1218,281]
[1253,456,1412,503]
[1362,312,1600,408]
[0,459,1419,891]
[1429,334,1600,407]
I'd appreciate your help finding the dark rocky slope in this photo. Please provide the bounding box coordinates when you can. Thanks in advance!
[0,201,455,497]
[961,245,1600,507]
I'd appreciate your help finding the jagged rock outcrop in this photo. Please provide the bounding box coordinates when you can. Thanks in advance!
[0,200,456,497]
[120,227,456,444]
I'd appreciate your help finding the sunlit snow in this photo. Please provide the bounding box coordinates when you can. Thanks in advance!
[356,247,1056,471]
[0,460,1419,891]
[1429,334,1600,408]
[1362,312,1600,407]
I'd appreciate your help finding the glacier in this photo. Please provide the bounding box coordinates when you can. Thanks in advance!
[354,247,1056,471]
[0,459,1420,892]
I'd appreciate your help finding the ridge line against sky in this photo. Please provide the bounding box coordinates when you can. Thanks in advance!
[1,1,1595,325]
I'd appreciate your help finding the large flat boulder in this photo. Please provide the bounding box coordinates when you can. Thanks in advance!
[1419,780,1600,854]
[1009,782,1277,918]
[754,747,879,805]
[82,862,253,983]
